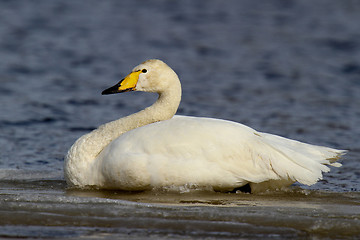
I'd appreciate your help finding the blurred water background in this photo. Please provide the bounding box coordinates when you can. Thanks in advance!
[0,0,359,239]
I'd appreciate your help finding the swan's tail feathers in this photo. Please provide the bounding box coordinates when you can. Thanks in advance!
[258,132,346,186]
[325,148,347,167]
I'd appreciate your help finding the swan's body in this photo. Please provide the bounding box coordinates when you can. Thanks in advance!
[64,59,345,193]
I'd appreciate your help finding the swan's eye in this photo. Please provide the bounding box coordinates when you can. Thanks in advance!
[141,69,147,73]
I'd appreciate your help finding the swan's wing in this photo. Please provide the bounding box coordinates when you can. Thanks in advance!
[96,116,344,190]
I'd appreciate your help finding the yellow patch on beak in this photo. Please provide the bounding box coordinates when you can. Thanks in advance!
[118,70,141,91]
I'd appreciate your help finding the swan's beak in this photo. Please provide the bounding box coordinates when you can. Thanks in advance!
[102,70,141,95]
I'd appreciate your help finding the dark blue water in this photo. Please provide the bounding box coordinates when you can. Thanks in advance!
[0,0,359,239]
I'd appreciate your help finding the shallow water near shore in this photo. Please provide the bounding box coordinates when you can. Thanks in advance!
[1,0,360,239]
[1,171,359,239]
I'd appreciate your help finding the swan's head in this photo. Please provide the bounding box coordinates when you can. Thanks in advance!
[102,59,180,95]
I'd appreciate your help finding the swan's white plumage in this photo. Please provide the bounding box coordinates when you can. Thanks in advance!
[64,59,345,193]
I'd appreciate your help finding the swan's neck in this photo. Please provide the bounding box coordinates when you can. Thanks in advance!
[64,82,181,186]
[97,86,181,146]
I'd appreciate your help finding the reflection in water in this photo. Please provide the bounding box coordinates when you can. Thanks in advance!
[66,185,358,209]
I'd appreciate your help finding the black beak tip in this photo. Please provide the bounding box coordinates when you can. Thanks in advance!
[101,89,111,95]
[101,89,112,95]
[101,84,120,95]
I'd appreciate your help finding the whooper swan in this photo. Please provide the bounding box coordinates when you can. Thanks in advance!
[64,59,346,193]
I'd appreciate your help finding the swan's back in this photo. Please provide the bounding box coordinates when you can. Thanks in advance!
[93,116,344,192]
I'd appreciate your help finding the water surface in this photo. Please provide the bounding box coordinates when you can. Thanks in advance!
[1,171,359,239]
